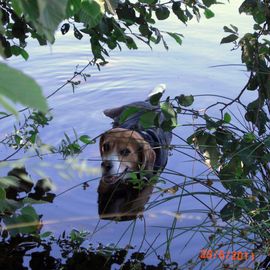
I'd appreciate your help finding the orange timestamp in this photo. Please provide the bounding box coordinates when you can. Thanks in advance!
[199,249,255,261]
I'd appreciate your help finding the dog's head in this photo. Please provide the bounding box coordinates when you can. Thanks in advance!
[98,128,156,220]
[99,128,156,186]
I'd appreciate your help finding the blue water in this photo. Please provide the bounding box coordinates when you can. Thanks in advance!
[1,1,256,268]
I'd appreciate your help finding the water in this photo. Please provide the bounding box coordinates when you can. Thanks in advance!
[1,1,255,268]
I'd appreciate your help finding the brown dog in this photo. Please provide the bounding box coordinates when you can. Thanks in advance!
[98,86,172,220]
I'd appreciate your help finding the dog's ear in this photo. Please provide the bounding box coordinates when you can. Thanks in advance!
[141,144,156,172]
[103,106,125,119]
[99,133,106,154]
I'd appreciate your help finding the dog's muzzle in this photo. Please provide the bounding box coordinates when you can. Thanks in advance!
[101,166,129,185]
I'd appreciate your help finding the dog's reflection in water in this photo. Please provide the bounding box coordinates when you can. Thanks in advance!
[97,87,172,220]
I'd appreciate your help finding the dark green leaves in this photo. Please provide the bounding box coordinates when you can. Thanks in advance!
[223,24,238,34]
[188,131,220,169]
[139,111,157,129]
[172,2,188,24]
[176,94,194,107]
[17,0,69,43]
[167,32,182,46]
[220,34,238,44]
[218,157,246,196]
[160,101,177,131]
[4,205,40,235]
[239,0,266,24]
[239,0,257,14]
[202,0,216,7]
[66,0,82,17]
[222,23,239,45]
[61,23,70,34]
[245,99,269,135]
[220,202,242,221]
[155,7,170,20]
[10,45,29,60]
[139,0,156,4]
[74,27,83,39]
[119,107,141,124]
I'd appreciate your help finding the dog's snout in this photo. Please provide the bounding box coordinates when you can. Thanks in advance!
[101,161,113,172]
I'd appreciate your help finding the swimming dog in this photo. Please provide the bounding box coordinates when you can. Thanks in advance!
[98,85,172,220]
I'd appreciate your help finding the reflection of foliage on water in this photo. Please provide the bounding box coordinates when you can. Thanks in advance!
[0,229,181,270]
[0,167,55,236]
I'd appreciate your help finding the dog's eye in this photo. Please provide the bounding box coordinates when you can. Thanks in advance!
[120,148,131,156]
[103,142,110,152]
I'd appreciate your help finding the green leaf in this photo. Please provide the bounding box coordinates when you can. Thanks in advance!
[161,101,176,119]
[10,45,29,60]
[11,0,23,15]
[79,135,93,144]
[18,0,68,43]
[177,94,194,107]
[21,205,39,219]
[202,0,216,7]
[230,24,238,32]
[0,187,6,200]
[223,112,231,123]
[0,63,48,113]
[239,0,257,14]
[40,231,53,238]
[66,0,82,17]
[37,0,69,42]
[204,8,215,19]
[4,211,40,235]
[139,24,152,38]
[139,0,156,4]
[139,111,156,129]
[243,132,256,143]
[149,84,165,106]
[172,2,188,24]
[161,119,177,131]
[223,26,236,34]
[167,32,182,46]
[220,34,238,44]
[234,198,257,212]
[219,157,245,196]
[220,203,242,221]
[155,6,170,20]
[119,107,141,124]
[253,9,266,24]
[79,0,105,28]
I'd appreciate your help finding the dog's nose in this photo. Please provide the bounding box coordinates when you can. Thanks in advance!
[101,161,113,172]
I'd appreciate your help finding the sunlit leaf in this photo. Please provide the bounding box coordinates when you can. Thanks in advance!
[79,135,94,144]
[204,8,215,19]
[223,112,231,123]
[79,0,105,28]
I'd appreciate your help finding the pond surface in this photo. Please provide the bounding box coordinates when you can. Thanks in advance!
[2,1,255,268]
